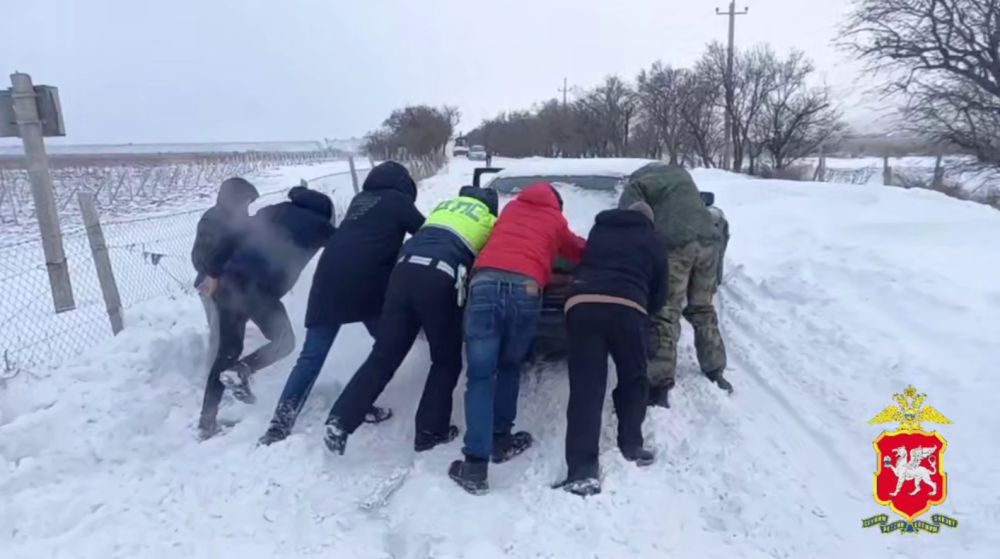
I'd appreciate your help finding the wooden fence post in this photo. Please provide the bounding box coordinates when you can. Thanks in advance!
[933,153,945,190]
[814,143,827,182]
[10,72,75,312]
[883,156,893,186]
[78,192,124,334]
[348,155,360,194]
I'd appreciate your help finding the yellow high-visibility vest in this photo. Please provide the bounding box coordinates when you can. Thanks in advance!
[422,196,497,254]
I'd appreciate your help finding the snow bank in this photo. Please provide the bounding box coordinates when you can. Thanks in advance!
[1,158,997,558]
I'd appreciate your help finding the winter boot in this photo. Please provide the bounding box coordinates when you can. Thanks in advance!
[648,385,670,408]
[554,477,602,497]
[220,361,256,404]
[364,406,394,424]
[706,369,734,394]
[198,418,220,441]
[491,431,534,464]
[258,402,297,446]
[323,419,349,455]
[414,425,460,452]
[621,446,656,467]
[448,458,489,495]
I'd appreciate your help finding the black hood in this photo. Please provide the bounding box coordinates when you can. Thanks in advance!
[459,185,499,216]
[363,161,417,200]
[594,208,653,229]
[217,177,259,208]
[288,186,333,220]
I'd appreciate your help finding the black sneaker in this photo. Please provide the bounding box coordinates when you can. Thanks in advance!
[220,361,256,404]
[258,402,297,446]
[363,406,394,424]
[621,446,656,467]
[448,459,489,495]
[648,385,670,408]
[492,431,534,464]
[706,369,734,394]
[324,420,348,455]
[259,423,290,446]
[414,425,460,452]
[554,477,602,497]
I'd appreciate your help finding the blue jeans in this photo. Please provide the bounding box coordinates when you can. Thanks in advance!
[461,278,542,460]
[270,320,376,430]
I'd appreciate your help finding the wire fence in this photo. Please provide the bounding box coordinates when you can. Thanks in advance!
[0,154,445,378]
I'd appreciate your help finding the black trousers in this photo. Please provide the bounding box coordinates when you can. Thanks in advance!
[199,279,294,424]
[328,262,463,436]
[565,303,649,480]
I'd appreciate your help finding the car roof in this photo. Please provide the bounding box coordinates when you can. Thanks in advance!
[492,158,658,179]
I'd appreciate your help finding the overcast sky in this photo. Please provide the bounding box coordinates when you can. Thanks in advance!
[2,0,883,145]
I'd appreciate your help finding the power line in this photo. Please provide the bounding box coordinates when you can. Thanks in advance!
[716,2,749,171]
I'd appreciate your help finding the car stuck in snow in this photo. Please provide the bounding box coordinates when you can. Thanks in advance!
[474,158,728,361]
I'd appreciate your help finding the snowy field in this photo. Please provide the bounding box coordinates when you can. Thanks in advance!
[2,157,998,558]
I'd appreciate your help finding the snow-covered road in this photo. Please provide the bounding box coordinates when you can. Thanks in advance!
[2,158,997,558]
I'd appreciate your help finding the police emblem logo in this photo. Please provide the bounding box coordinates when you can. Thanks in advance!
[863,386,959,534]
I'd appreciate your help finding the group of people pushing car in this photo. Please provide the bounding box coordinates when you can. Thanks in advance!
[191,160,730,496]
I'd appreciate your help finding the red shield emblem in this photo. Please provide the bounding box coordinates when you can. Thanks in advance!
[873,430,947,521]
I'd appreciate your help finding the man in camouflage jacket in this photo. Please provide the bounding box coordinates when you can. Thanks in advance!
[619,163,732,407]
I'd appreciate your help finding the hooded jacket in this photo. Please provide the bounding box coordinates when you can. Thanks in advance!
[306,161,425,326]
[191,177,259,287]
[222,186,334,298]
[568,208,667,315]
[473,183,586,287]
[619,163,721,249]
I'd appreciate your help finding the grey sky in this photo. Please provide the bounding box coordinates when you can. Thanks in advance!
[2,0,879,145]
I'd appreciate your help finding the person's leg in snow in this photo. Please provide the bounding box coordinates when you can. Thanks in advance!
[491,281,540,464]
[562,304,610,491]
[684,241,731,393]
[221,289,295,405]
[198,290,248,439]
[450,281,502,494]
[259,325,340,445]
[450,279,540,495]
[324,268,423,454]
[648,242,697,407]
[410,267,464,452]
[606,307,654,465]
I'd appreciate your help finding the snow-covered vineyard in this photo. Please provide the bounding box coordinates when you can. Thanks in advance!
[2,157,998,558]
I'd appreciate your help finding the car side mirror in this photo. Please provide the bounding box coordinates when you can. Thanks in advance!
[700,191,715,207]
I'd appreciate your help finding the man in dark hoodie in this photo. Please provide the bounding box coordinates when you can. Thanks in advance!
[619,163,732,407]
[190,177,260,359]
[198,186,334,439]
[259,161,425,445]
[321,186,498,455]
[554,201,667,496]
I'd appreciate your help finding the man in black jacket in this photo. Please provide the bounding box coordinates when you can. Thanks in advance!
[322,186,499,455]
[198,186,335,439]
[191,177,260,361]
[554,201,667,496]
[259,161,425,445]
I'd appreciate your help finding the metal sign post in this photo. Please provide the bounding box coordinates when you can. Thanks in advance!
[1,72,74,312]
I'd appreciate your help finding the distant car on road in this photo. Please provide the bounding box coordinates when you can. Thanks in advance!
[467,145,488,161]
[474,158,726,362]
[453,145,469,157]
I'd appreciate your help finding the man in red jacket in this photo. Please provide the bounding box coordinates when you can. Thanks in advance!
[449,183,586,495]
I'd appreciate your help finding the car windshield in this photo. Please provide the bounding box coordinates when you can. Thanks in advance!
[489,175,623,194]
[470,145,485,151]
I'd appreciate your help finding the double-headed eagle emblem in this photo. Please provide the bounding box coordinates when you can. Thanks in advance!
[868,385,952,431]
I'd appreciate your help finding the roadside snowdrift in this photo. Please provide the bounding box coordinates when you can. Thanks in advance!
[2,159,997,558]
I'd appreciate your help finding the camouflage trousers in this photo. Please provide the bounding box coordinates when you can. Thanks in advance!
[648,240,727,388]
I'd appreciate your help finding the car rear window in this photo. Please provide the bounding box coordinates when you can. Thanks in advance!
[489,175,622,193]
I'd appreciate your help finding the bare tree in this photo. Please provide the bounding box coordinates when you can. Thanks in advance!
[636,63,689,164]
[754,51,845,169]
[841,0,1000,165]
[364,105,454,159]
[679,66,726,167]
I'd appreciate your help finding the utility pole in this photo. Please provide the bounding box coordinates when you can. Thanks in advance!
[559,77,569,109]
[716,2,748,171]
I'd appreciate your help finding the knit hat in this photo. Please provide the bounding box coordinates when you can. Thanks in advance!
[629,201,654,222]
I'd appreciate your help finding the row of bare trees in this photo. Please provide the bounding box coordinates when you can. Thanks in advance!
[464,42,845,174]
[364,105,460,160]
[840,0,1000,169]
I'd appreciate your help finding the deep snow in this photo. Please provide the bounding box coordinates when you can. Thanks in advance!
[1,157,997,558]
